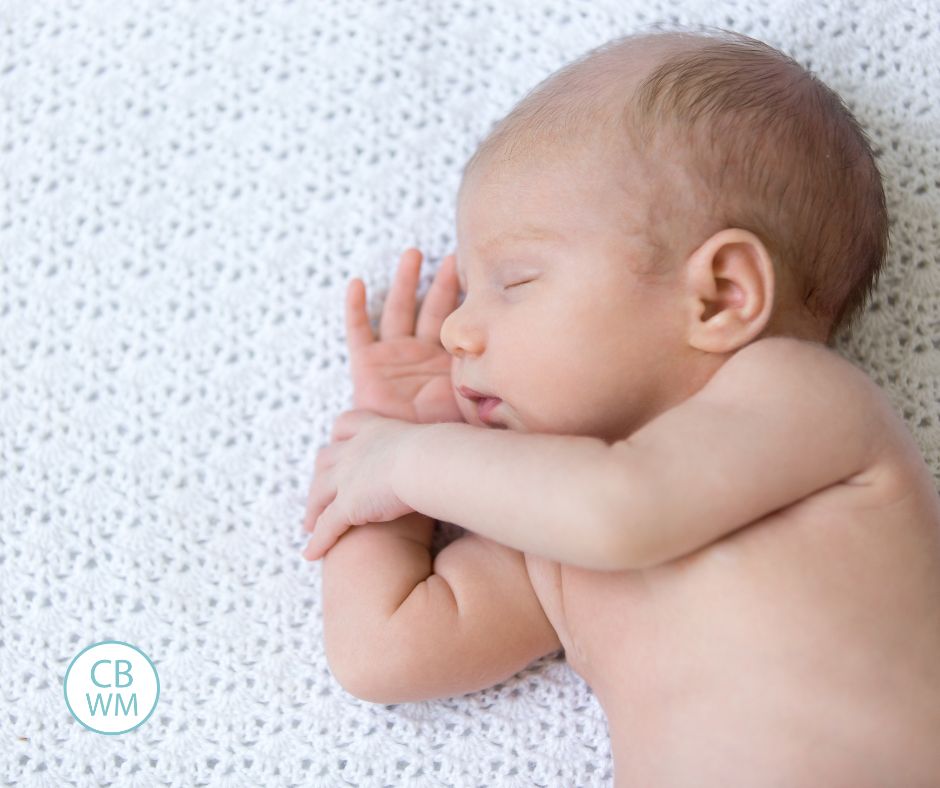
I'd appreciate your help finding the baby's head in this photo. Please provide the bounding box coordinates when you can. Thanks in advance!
[442,28,888,442]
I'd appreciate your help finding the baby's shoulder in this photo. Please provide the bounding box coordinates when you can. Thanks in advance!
[721,337,891,420]
[728,337,877,394]
[729,337,924,492]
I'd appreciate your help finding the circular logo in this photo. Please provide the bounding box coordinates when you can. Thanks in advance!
[64,641,160,735]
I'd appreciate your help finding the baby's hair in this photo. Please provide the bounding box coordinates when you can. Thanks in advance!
[463,27,889,345]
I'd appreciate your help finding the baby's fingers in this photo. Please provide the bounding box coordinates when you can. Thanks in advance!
[344,276,375,354]
[301,500,346,560]
[416,252,460,343]
[378,247,422,340]
[302,469,336,533]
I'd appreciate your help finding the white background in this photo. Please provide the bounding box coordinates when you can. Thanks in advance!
[1,1,937,785]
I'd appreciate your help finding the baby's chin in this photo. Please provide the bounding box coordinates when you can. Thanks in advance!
[482,403,513,430]
[486,410,519,430]
[478,413,512,430]
[475,415,510,430]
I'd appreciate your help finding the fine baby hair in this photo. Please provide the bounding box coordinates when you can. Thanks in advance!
[461,27,889,346]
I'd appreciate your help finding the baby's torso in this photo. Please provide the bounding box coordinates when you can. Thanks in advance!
[525,425,940,786]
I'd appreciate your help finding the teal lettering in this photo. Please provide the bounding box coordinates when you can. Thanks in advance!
[86,693,113,716]
[85,692,139,717]
[115,660,133,688]
[116,693,138,716]
[91,660,111,688]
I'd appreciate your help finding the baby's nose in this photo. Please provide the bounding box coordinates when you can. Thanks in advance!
[440,305,485,358]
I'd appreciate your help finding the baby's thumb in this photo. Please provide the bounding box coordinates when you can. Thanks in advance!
[301,528,332,561]
[301,536,323,561]
[300,501,341,561]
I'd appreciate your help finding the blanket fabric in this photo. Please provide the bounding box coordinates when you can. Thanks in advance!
[2,0,937,785]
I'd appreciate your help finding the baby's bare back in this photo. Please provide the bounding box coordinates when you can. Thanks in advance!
[526,398,940,786]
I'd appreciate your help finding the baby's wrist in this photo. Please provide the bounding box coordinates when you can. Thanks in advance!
[391,421,431,506]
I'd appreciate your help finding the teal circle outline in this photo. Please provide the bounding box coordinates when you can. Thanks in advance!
[63,640,161,735]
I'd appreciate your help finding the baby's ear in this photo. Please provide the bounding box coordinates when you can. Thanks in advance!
[680,228,776,355]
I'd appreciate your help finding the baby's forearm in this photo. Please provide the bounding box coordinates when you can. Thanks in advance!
[320,512,435,689]
[392,422,621,569]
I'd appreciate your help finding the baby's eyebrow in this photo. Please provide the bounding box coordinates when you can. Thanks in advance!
[478,227,566,253]
[456,227,564,285]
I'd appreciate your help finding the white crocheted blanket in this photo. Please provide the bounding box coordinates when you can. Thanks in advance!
[3,0,937,785]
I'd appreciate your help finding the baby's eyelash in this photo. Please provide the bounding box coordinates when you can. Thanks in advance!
[458,278,534,296]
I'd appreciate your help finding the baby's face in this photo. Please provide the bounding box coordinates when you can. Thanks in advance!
[442,147,693,444]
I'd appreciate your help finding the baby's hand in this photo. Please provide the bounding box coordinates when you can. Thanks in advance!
[301,409,419,560]
[346,248,463,424]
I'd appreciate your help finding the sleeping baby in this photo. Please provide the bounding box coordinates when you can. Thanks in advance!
[300,28,940,786]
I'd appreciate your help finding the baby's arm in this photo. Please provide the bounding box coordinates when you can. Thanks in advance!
[390,337,887,571]
[322,250,560,700]
[322,513,561,703]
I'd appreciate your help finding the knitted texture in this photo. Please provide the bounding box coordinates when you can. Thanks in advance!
[2,0,937,785]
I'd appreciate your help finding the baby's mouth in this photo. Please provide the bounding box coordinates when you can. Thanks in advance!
[475,396,503,425]
[456,385,506,427]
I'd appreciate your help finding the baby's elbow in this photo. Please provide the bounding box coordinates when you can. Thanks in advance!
[323,625,375,700]
[330,665,394,704]
[325,652,373,702]
[324,650,393,702]
[324,634,414,705]
[330,663,418,705]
